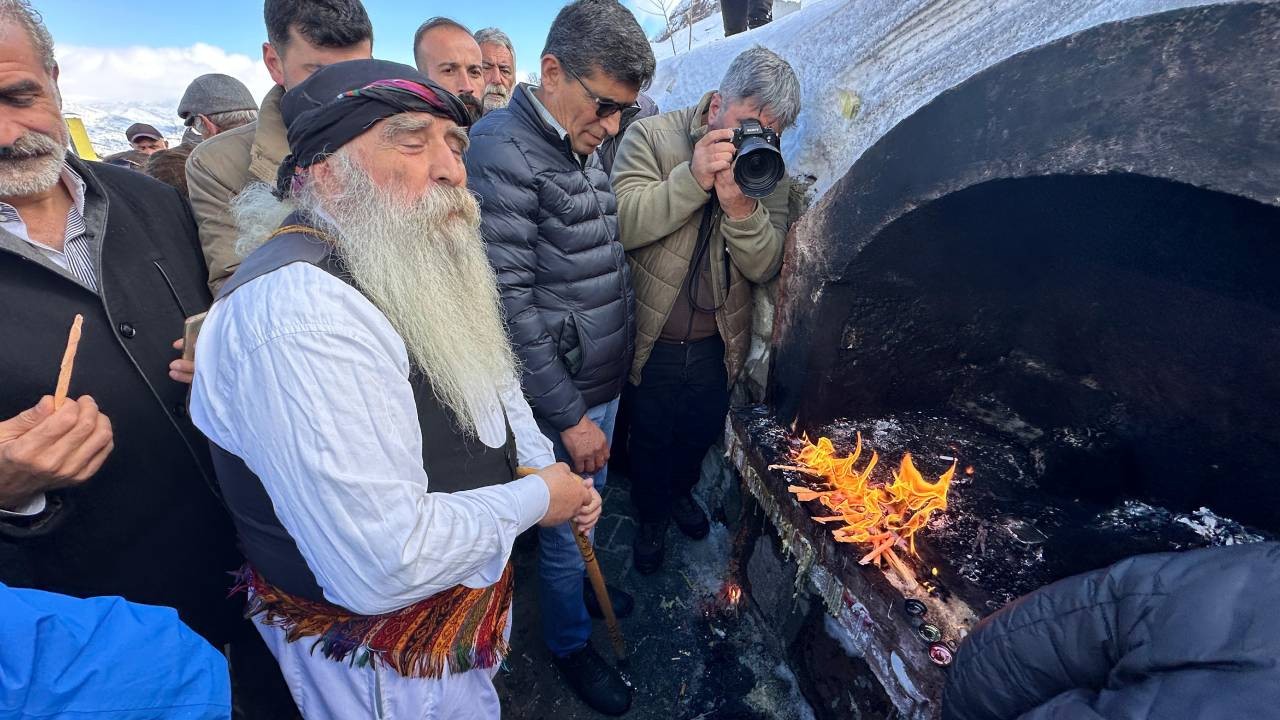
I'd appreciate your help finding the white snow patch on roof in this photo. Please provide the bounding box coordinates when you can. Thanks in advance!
[647,0,1242,200]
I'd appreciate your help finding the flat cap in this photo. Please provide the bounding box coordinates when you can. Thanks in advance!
[125,123,163,142]
[177,73,257,126]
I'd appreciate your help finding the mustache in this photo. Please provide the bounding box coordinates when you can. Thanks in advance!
[0,132,60,161]
[458,92,484,123]
[482,83,510,99]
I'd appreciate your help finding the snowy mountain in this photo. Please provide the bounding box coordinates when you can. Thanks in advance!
[63,99,184,157]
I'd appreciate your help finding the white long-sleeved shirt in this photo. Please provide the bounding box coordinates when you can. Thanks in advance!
[189,262,554,615]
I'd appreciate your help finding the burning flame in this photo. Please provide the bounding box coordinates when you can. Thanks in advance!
[784,434,956,564]
[725,582,742,606]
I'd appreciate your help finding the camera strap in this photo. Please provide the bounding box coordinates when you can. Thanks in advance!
[687,195,730,315]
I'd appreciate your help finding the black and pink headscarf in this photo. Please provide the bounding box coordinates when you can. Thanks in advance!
[276,59,472,197]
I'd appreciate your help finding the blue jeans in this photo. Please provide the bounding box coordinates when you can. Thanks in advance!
[537,396,619,657]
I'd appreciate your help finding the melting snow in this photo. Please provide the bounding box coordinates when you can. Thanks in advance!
[647,0,1240,201]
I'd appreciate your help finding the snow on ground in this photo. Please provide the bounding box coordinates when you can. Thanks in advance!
[745,662,818,720]
[500,471,817,719]
[1097,500,1267,547]
[650,9,726,63]
[647,0,1242,200]
[64,100,183,157]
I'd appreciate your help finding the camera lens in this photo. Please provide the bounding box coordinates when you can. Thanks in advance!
[733,137,785,199]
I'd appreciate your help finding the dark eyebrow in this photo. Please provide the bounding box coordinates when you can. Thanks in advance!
[0,79,42,97]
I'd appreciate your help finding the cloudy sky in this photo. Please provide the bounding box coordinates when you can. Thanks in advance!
[35,0,666,106]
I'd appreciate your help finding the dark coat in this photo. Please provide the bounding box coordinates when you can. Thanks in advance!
[0,156,242,644]
[943,542,1280,720]
[466,84,635,431]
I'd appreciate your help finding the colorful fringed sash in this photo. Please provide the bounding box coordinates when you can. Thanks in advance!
[235,564,514,678]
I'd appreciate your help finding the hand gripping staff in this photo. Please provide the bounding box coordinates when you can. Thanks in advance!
[516,466,627,662]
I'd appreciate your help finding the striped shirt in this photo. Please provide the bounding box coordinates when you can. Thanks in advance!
[0,163,97,292]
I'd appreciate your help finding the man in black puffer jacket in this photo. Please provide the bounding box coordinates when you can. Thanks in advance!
[944,541,1280,720]
[464,0,654,715]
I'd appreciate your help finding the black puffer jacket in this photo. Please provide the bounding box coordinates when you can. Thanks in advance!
[943,542,1280,720]
[467,84,634,431]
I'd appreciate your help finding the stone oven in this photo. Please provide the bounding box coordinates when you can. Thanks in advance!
[696,3,1280,718]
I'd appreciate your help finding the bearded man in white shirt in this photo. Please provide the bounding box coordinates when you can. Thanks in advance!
[189,59,599,719]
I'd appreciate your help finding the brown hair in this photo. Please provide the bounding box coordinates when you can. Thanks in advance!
[145,144,196,197]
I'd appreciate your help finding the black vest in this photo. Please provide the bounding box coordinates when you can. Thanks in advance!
[209,218,517,605]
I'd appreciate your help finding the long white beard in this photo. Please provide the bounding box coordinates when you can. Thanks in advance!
[231,182,295,258]
[0,131,66,198]
[235,153,517,436]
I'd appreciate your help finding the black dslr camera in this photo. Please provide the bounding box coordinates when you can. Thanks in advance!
[731,119,784,199]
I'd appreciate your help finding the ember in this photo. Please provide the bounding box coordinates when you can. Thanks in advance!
[709,580,745,616]
[724,582,743,606]
[776,434,956,577]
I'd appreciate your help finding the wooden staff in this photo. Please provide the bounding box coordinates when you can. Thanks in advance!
[517,465,627,662]
[53,314,84,409]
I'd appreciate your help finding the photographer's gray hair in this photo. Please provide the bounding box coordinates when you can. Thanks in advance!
[720,46,801,131]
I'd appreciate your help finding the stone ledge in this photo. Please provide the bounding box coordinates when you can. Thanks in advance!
[724,410,983,720]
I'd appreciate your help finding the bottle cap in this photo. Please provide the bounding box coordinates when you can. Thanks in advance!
[928,642,954,667]
[917,623,943,643]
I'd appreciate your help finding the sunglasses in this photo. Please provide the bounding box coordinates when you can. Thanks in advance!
[566,69,641,122]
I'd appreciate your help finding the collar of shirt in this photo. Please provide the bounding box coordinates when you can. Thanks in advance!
[63,163,87,216]
[524,85,588,169]
[0,162,88,243]
[0,161,98,292]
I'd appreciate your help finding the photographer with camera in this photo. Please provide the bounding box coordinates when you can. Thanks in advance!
[613,46,799,573]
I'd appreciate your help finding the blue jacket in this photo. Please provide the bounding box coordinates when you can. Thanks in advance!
[0,583,231,719]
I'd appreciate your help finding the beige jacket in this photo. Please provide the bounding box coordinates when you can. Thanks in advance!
[185,85,288,293]
[612,92,789,385]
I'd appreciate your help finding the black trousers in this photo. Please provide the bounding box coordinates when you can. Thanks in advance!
[721,0,774,37]
[627,336,730,523]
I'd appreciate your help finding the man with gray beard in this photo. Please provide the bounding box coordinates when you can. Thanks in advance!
[474,27,516,115]
[0,1,301,716]
[0,0,219,651]
[189,60,599,718]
